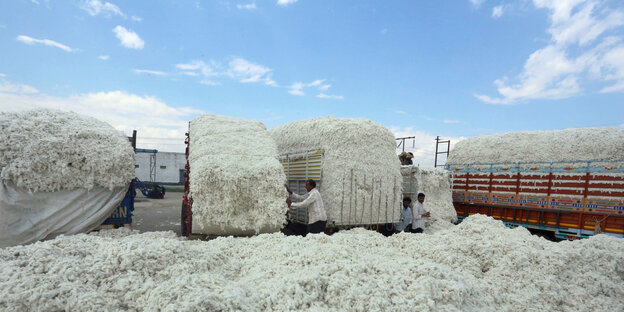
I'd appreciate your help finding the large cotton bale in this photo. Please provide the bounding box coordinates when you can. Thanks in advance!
[0,109,134,192]
[0,108,134,247]
[401,166,457,233]
[269,117,402,226]
[447,127,624,165]
[188,114,287,235]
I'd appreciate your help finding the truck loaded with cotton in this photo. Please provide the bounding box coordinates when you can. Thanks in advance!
[1,110,623,311]
[447,128,624,240]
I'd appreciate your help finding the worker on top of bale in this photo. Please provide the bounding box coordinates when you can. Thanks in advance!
[395,197,413,233]
[399,152,414,165]
[411,193,430,233]
[286,179,327,235]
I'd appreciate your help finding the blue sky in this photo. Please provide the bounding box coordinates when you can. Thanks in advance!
[1,0,623,166]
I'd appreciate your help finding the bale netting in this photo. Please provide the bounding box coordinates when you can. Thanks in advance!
[0,109,135,192]
[269,117,402,227]
[401,166,457,233]
[188,114,287,235]
[447,127,624,166]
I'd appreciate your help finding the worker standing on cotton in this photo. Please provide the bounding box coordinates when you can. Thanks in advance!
[286,179,327,234]
[395,197,413,233]
[411,193,430,233]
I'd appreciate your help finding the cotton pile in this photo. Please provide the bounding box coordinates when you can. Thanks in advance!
[1,214,622,311]
[188,114,287,235]
[270,117,402,226]
[401,166,457,232]
[447,127,624,165]
[0,109,134,192]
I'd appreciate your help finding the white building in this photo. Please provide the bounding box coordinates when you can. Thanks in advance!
[135,150,186,184]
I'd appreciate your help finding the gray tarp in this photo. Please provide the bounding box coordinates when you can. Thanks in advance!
[0,180,127,248]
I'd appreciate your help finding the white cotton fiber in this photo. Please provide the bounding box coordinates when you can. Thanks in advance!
[188,114,287,235]
[0,109,134,192]
[1,215,622,311]
[401,165,457,232]
[447,127,624,165]
[269,117,402,226]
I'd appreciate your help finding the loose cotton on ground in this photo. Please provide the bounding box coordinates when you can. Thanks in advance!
[188,114,287,235]
[270,117,402,226]
[1,215,622,311]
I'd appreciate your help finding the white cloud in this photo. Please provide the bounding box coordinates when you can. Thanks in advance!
[227,58,273,83]
[0,87,202,152]
[390,126,466,168]
[288,80,327,96]
[394,110,406,115]
[176,60,218,77]
[599,45,624,92]
[277,0,298,6]
[535,0,624,46]
[16,35,74,52]
[443,119,460,124]
[0,80,39,94]
[134,69,167,76]
[380,28,388,35]
[288,83,305,96]
[316,93,344,100]
[0,73,6,77]
[98,55,110,60]
[492,5,504,18]
[199,80,221,86]
[175,58,338,95]
[237,3,257,10]
[81,0,125,18]
[113,25,144,49]
[476,0,624,104]
[131,16,142,22]
[469,0,486,8]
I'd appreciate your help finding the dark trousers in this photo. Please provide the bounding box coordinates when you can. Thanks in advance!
[410,227,423,233]
[307,220,327,234]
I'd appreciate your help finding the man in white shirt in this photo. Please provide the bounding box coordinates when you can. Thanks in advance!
[395,197,413,233]
[411,193,430,233]
[286,179,327,235]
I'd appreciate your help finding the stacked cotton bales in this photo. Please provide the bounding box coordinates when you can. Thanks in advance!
[270,117,402,226]
[0,108,135,247]
[447,127,624,166]
[401,166,457,233]
[188,114,287,235]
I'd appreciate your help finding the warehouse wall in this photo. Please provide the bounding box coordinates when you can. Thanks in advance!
[135,151,186,184]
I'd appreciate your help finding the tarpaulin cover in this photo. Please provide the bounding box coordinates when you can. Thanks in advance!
[0,180,127,248]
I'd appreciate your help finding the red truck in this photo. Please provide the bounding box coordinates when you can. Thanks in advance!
[448,160,624,240]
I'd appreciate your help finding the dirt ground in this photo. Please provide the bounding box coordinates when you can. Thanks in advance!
[132,191,183,236]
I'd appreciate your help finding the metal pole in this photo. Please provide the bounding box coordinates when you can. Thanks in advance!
[361,174,367,224]
[349,169,354,226]
[434,136,440,168]
[377,178,382,225]
[369,177,375,225]
[354,173,358,226]
[340,174,345,227]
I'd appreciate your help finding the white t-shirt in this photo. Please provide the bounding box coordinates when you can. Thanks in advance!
[291,188,327,224]
[411,201,426,230]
